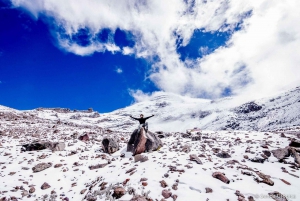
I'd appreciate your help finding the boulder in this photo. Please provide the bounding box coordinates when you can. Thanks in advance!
[289,139,300,147]
[271,147,290,160]
[102,137,119,154]
[127,128,163,156]
[20,141,65,152]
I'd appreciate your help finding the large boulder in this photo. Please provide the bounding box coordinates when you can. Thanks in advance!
[127,128,163,156]
[102,137,119,154]
[271,146,290,160]
[21,142,65,152]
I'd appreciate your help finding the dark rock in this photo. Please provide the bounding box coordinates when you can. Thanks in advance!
[212,172,230,184]
[78,134,89,142]
[236,102,262,113]
[29,187,35,194]
[216,151,231,158]
[205,187,212,193]
[162,189,172,199]
[268,191,288,201]
[80,189,87,194]
[191,136,201,141]
[54,164,63,168]
[271,147,290,160]
[255,171,274,186]
[262,150,271,157]
[32,163,52,173]
[171,194,178,201]
[212,148,220,153]
[88,163,107,170]
[112,186,125,199]
[181,145,191,153]
[102,137,119,154]
[289,140,300,147]
[134,154,149,163]
[160,180,168,188]
[189,154,202,164]
[41,182,51,190]
[127,128,163,155]
[250,157,266,163]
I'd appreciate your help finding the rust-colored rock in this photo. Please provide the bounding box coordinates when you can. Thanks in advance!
[212,172,230,184]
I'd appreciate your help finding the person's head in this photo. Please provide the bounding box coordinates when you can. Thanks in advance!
[140,114,144,118]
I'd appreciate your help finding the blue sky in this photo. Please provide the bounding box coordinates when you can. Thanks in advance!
[0,2,158,112]
[1,0,299,112]
[0,1,233,112]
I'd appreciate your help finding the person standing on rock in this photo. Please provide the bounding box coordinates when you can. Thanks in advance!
[130,114,154,132]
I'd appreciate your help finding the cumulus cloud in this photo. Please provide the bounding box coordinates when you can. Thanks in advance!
[10,0,300,101]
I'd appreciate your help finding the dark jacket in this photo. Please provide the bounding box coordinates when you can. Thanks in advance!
[130,115,154,124]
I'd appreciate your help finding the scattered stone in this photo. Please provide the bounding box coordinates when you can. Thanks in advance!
[32,162,52,173]
[268,191,288,201]
[29,187,35,194]
[205,188,212,193]
[212,172,230,184]
[78,134,89,142]
[162,189,172,199]
[181,145,191,153]
[216,151,231,158]
[160,180,168,188]
[88,163,107,170]
[126,167,136,174]
[54,164,63,168]
[280,179,291,185]
[80,189,87,194]
[171,194,178,201]
[250,157,266,163]
[189,154,203,164]
[112,186,125,199]
[41,182,51,190]
[134,154,149,163]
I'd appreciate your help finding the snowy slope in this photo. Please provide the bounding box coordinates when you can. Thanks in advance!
[98,86,300,132]
[0,87,300,201]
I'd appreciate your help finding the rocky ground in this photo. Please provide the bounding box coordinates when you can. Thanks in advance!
[0,105,300,200]
[0,86,300,201]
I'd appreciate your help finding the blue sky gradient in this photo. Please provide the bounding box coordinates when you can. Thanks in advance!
[0,2,157,112]
[2,0,296,112]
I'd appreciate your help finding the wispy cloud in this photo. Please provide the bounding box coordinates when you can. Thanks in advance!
[115,67,123,74]
[10,0,300,101]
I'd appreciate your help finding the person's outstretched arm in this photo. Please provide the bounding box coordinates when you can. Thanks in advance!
[130,115,139,120]
[144,114,155,120]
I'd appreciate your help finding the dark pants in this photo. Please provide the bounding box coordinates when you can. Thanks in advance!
[138,122,148,132]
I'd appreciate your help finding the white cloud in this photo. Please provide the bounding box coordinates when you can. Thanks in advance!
[115,67,123,74]
[11,0,300,101]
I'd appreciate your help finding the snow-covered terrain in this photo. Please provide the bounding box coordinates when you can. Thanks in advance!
[0,86,300,201]
[99,86,300,132]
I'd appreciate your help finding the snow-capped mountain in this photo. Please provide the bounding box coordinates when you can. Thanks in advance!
[98,86,300,132]
[0,86,299,133]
